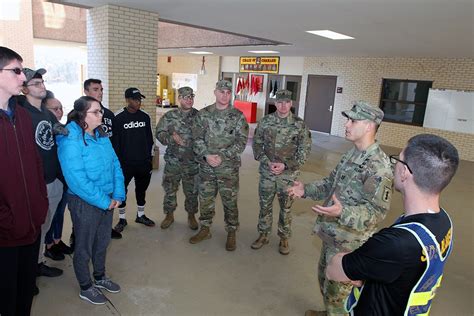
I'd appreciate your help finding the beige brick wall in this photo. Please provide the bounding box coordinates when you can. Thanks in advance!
[300,57,474,161]
[157,55,220,110]
[87,5,158,126]
[0,0,35,66]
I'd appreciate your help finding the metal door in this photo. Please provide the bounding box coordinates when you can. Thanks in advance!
[304,75,337,133]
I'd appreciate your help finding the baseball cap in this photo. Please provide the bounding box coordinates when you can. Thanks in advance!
[23,68,46,84]
[275,89,292,101]
[124,87,146,99]
[215,80,232,91]
[342,101,384,125]
[178,86,194,97]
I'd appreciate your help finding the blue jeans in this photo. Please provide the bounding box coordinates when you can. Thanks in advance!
[45,189,68,245]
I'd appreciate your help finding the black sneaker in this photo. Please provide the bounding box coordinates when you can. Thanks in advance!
[135,215,155,227]
[56,240,73,255]
[37,263,63,277]
[33,284,39,296]
[44,245,65,261]
[114,219,128,233]
[111,229,122,239]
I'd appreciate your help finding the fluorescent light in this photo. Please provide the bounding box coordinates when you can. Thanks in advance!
[189,51,213,55]
[248,50,280,54]
[306,30,354,40]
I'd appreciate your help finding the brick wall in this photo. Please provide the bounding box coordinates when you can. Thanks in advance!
[157,55,220,110]
[0,0,35,66]
[87,5,158,126]
[300,57,474,161]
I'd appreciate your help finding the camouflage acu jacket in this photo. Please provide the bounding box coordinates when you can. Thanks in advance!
[193,103,249,169]
[253,112,311,176]
[304,141,393,251]
[155,108,198,165]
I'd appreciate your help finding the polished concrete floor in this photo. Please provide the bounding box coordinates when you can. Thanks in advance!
[32,133,473,316]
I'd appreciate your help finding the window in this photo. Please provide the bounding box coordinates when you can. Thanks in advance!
[379,79,432,126]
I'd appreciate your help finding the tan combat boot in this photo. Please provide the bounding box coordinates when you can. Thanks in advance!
[304,310,327,316]
[279,238,290,255]
[160,213,174,229]
[188,213,199,230]
[225,230,236,251]
[250,234,269,249]
[189,226,211,244]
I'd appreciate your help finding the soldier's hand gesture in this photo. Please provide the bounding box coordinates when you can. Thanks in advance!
[287,181,305,198]
[312,194,342,217]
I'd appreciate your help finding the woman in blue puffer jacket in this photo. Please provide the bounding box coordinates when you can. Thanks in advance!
[56,96,125,305]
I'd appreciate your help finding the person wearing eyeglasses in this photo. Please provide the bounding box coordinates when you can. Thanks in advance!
[83,78,122,240]
[288,101,393,316]
[155,86,200,231]
[326,134,458,316]
[56,96,125,305]
[18,68,65,282]
[112,87,155,234]
[0,46,49,316]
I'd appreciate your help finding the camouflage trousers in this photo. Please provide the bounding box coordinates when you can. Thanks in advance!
[162,162,198,214]
[257,173,295,238]
[318,242,351,316]
[198,166,239,232]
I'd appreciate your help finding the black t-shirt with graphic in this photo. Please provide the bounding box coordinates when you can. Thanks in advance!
[101,104,114,138]
[342,210,452,316]
[17,96,61,184]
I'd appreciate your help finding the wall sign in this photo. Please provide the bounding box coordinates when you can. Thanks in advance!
[239,56,280,74]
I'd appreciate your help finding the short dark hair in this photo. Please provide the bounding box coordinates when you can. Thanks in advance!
[0,46,23,69]
[83,78,102,91]
[41,90,56,108]
[404,134,459,194]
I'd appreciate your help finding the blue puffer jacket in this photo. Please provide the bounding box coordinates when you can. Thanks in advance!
[57,121,125,210]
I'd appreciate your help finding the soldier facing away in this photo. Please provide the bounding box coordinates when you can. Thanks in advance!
[155,86,199,230]
[288,101,394,316]
[251,89,311,255]
[189,80,249,251]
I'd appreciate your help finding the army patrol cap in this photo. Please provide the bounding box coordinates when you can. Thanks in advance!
[342,101,384,125]
[215,80,233,91]
[275,89,292,101]
[178,86,194,97]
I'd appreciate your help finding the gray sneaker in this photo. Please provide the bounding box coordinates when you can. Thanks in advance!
[79,286,107,305]
[94,277,121,293]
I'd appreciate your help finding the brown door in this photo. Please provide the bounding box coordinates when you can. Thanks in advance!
[304,75,337,133]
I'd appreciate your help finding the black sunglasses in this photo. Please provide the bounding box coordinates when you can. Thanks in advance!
[389,155,413,174]
[0,67,23,75]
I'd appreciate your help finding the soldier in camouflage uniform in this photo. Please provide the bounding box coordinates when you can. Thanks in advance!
[288,101,393,316]
[189,80,249,251]
[251,90,311,255]
[155,86,199,230]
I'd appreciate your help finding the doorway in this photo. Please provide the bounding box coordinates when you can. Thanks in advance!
[304,75,337,133]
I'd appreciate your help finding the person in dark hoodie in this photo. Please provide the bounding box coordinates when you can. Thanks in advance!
[0,46,48,316]
[20,67,64,279]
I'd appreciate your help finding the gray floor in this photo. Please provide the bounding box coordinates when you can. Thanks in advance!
[32,134,473,315]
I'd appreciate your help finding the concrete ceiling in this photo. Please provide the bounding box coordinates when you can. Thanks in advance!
[56,0,473,58]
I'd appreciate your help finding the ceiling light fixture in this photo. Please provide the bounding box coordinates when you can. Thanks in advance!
[248,50,280,54]
[306,30,354,40]
[189,51,213,55]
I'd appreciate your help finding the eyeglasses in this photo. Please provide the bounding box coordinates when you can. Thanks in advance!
[86,109,104,116]
[26,80,45,88]
[389,155,413,174]
[0,68,23,75]
[181,94,195,100]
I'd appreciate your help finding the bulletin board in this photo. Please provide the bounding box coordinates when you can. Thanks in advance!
[171,73,198,91]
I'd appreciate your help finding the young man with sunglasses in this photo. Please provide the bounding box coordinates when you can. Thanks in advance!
[0,46,48,316]
[326,134,458,316]
[288,101,393,316]
[19,68,65,281]
[112,87,155,234]
[156,86,200,230]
